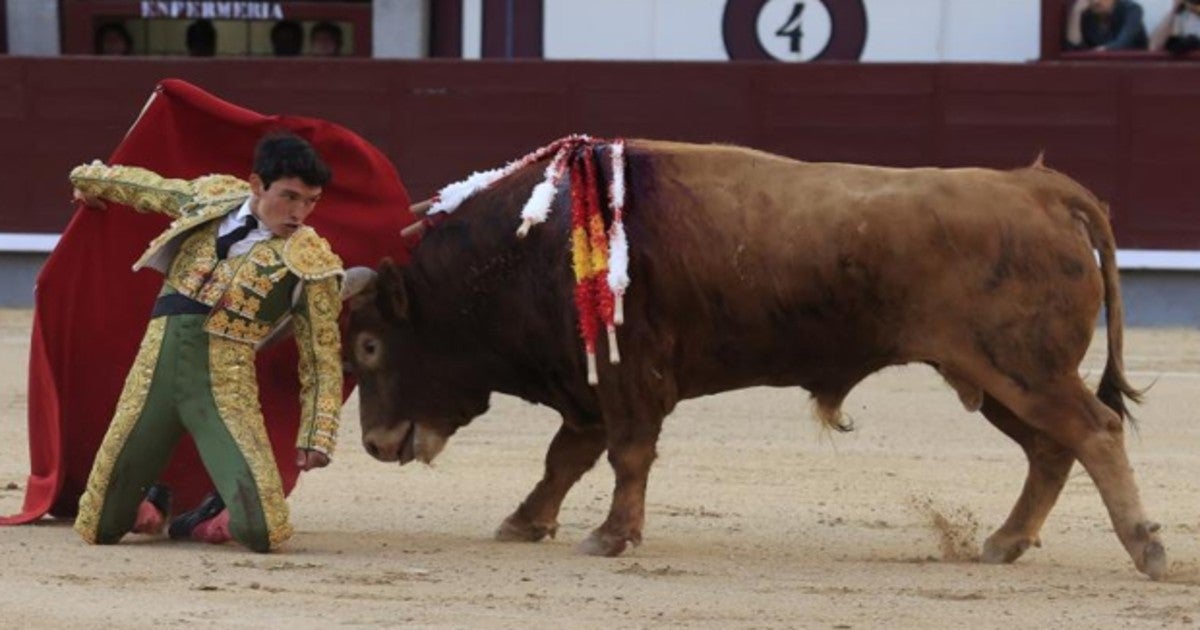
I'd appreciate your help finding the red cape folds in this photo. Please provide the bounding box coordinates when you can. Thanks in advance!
[1,79,412,524]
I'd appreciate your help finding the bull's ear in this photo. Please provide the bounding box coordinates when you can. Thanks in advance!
[348,282,376,312]
[376,258,410,322]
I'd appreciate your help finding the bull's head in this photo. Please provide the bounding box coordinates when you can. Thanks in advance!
[345,259,491,466]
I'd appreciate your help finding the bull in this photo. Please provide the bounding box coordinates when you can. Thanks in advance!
[345,138,1166,579]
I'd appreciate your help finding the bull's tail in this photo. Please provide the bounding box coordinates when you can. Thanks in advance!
[1076,197,1144,421]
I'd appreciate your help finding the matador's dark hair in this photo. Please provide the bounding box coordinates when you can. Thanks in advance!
[253,131,332,189]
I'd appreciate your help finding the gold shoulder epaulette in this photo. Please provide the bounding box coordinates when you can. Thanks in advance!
[192,174,250,201]
[282,226,344,280]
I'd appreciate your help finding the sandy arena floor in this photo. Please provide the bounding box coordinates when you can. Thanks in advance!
[1,308,1198,629]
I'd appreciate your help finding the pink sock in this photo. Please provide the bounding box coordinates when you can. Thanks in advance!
[131,499,165,534]
[191,509,232,544]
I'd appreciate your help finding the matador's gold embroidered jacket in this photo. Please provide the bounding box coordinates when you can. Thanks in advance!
[70,161,344,456]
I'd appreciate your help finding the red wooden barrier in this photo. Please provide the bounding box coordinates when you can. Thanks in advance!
[2,56,1197,250]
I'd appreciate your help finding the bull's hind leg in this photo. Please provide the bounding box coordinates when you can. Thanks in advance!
[978,394,1075,564]
[1068,394,1166,579]
[990,377,1166,579]
[496,419,606,543]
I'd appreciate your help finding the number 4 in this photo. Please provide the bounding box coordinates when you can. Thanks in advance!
[776,2,805,53]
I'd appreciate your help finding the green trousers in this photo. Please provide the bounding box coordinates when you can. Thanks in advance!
[74,314,292,552]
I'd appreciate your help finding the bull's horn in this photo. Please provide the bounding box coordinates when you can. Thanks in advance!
[411,198,434,217]
[341,266,377,299]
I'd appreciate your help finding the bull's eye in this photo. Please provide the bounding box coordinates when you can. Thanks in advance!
[355,334,382,369]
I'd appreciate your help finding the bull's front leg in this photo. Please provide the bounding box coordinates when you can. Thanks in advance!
[578,415,664,557]
[496,418,606,543]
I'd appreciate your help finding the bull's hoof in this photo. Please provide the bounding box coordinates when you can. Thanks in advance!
[494,512,557,543]
[1133,522,1167,581]
[577,528,636,557]
[980,532,1038,564]
[1139,540,1167,581]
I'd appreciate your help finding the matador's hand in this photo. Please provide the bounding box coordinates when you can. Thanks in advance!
[296,448,331,471]
[72,188,106,210]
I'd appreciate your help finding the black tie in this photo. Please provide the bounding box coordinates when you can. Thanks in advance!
[216,215,257,259]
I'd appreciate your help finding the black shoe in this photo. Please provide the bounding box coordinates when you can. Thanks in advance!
[144,483,171,516]
[168,492,225,540]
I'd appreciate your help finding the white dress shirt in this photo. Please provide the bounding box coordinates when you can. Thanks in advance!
[218,199,273,258]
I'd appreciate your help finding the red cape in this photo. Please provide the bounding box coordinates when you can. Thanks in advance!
[2,79,412,524]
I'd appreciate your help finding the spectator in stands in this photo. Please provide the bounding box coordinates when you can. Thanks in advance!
[1064,0,1149,51]
[186,19,217,57]
[94,23,133,56]
[1149,0,1200,54]
[270,20,303,56]
[309,21,344,56]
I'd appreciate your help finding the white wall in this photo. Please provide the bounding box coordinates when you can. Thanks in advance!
[374,0,430,59]
[544,0,727,60]
[5,0,60,56]
[937,0,1036,61]
[1140,0,1180,38]
[541,0,1166,62]
[462,0,483,59]
[861,0,1039,62]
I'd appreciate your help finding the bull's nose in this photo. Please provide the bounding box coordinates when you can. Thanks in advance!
[363,429,401,462]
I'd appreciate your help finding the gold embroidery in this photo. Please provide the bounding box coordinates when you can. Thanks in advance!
[70,163,252,222]
[198,241,289,345]
[306,414,339,455]
[199,239,318,345]
[204,311,271,344]
[243,273,275,297]
[69,162,193,219]
[249,245,278,268]
[282,227,343,280]
[169,223,220,298]
[195,259,236,306]
[293,276,343,456]
[236,242,286,301]
[191,174,250,201]
[135,203,244,273]
[69,162,256,273]
[223,290,262,319]
[75,318,167,544]
[315,326,337,348]
[207,336,293,549]
[207,310,230,331]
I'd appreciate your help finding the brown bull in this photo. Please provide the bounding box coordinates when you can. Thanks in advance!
[346,139,1165,579]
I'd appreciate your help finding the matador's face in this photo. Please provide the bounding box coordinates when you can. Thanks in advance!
[249,174,322,238]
